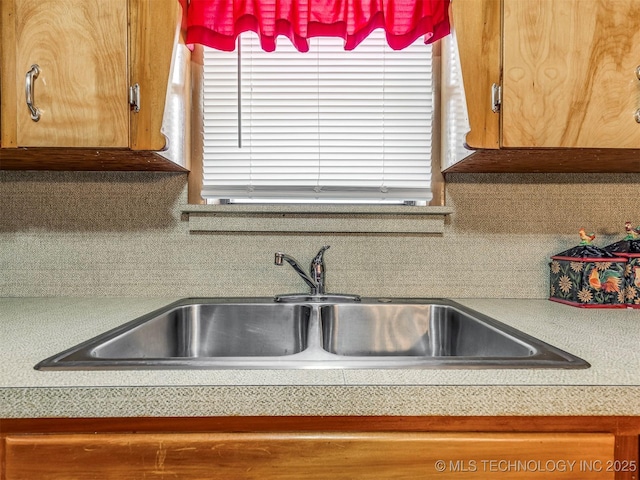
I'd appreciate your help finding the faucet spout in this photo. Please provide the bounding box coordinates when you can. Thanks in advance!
[274,252,319,294]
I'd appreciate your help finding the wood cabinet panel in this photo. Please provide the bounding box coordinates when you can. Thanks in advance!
[0,148,186,171]
[502,0,640,148]
[0,0,18,147]
[4,432,615,480]
[1,0,183,169]
[442,147,640,173]
[129,0,181,151]
[448,0,640,172]
[13,0,129,148]
[450,0,501,150]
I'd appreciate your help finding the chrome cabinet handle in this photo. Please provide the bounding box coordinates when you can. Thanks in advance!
[635,67,640,123]
[25,64,41,122]
[491,83,501,113]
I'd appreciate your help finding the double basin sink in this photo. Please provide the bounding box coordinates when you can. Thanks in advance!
[35,298,589,370]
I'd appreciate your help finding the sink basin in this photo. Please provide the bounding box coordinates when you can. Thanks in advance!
[35,298,589,370]
[321,304,535,357]
[92,304,310,358]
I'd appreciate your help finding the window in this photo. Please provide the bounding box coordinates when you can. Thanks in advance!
[200,31,441,205]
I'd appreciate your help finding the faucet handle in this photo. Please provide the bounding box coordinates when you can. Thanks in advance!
[310,245,330,294]
[311,245,330,266]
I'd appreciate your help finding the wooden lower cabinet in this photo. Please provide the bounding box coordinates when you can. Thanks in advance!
[0,432,617,480]
[0,417,637,480]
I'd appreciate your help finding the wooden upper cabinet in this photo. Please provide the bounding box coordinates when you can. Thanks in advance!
[447,0,640,172]
[129,0,182,152]
[502,0,640,148]
[12,0,129,148]
[0,0,182,167]
[450,0,501,150]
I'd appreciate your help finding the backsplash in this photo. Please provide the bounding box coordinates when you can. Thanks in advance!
[1,170,638,298]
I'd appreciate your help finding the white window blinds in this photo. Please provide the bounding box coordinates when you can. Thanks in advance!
[202,31,435,203]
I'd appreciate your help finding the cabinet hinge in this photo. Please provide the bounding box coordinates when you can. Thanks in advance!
[129,84,140,113]
[491,83,502,113]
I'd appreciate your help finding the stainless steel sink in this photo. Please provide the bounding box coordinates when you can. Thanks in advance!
[92,304,310,358]
[321,304,535,357]
[35,298,589,370]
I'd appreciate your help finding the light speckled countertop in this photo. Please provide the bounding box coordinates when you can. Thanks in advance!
[1,297,639,418]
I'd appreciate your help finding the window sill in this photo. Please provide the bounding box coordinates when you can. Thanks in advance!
[182,205,453,234]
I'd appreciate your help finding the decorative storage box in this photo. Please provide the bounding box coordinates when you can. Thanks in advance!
[604,223,640,309]
[550,230,627,308]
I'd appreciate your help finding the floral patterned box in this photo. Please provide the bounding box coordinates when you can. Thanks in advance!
[549,230,627,308]
[604,224,640,308]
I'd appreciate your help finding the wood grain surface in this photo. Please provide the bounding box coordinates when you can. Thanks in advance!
[443,148,640,173]
[129,0,181,151]
[4,432,615,480]
[451,0,501,150]
[0,148,186,171]
[13,0,129,147]
[502,0,640,148]
[3,416,639,480]
[0,0,18,147]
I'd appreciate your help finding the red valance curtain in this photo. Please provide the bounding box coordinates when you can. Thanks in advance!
[179,0,450,52]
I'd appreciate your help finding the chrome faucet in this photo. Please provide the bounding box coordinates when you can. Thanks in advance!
[274,246,360,302]
[274,245,330,295]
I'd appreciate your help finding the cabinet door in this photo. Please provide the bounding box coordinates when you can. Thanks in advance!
[502,0,640,148]
[450,0,501,150]
[12,0,128,147]
[4,432,615,479]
